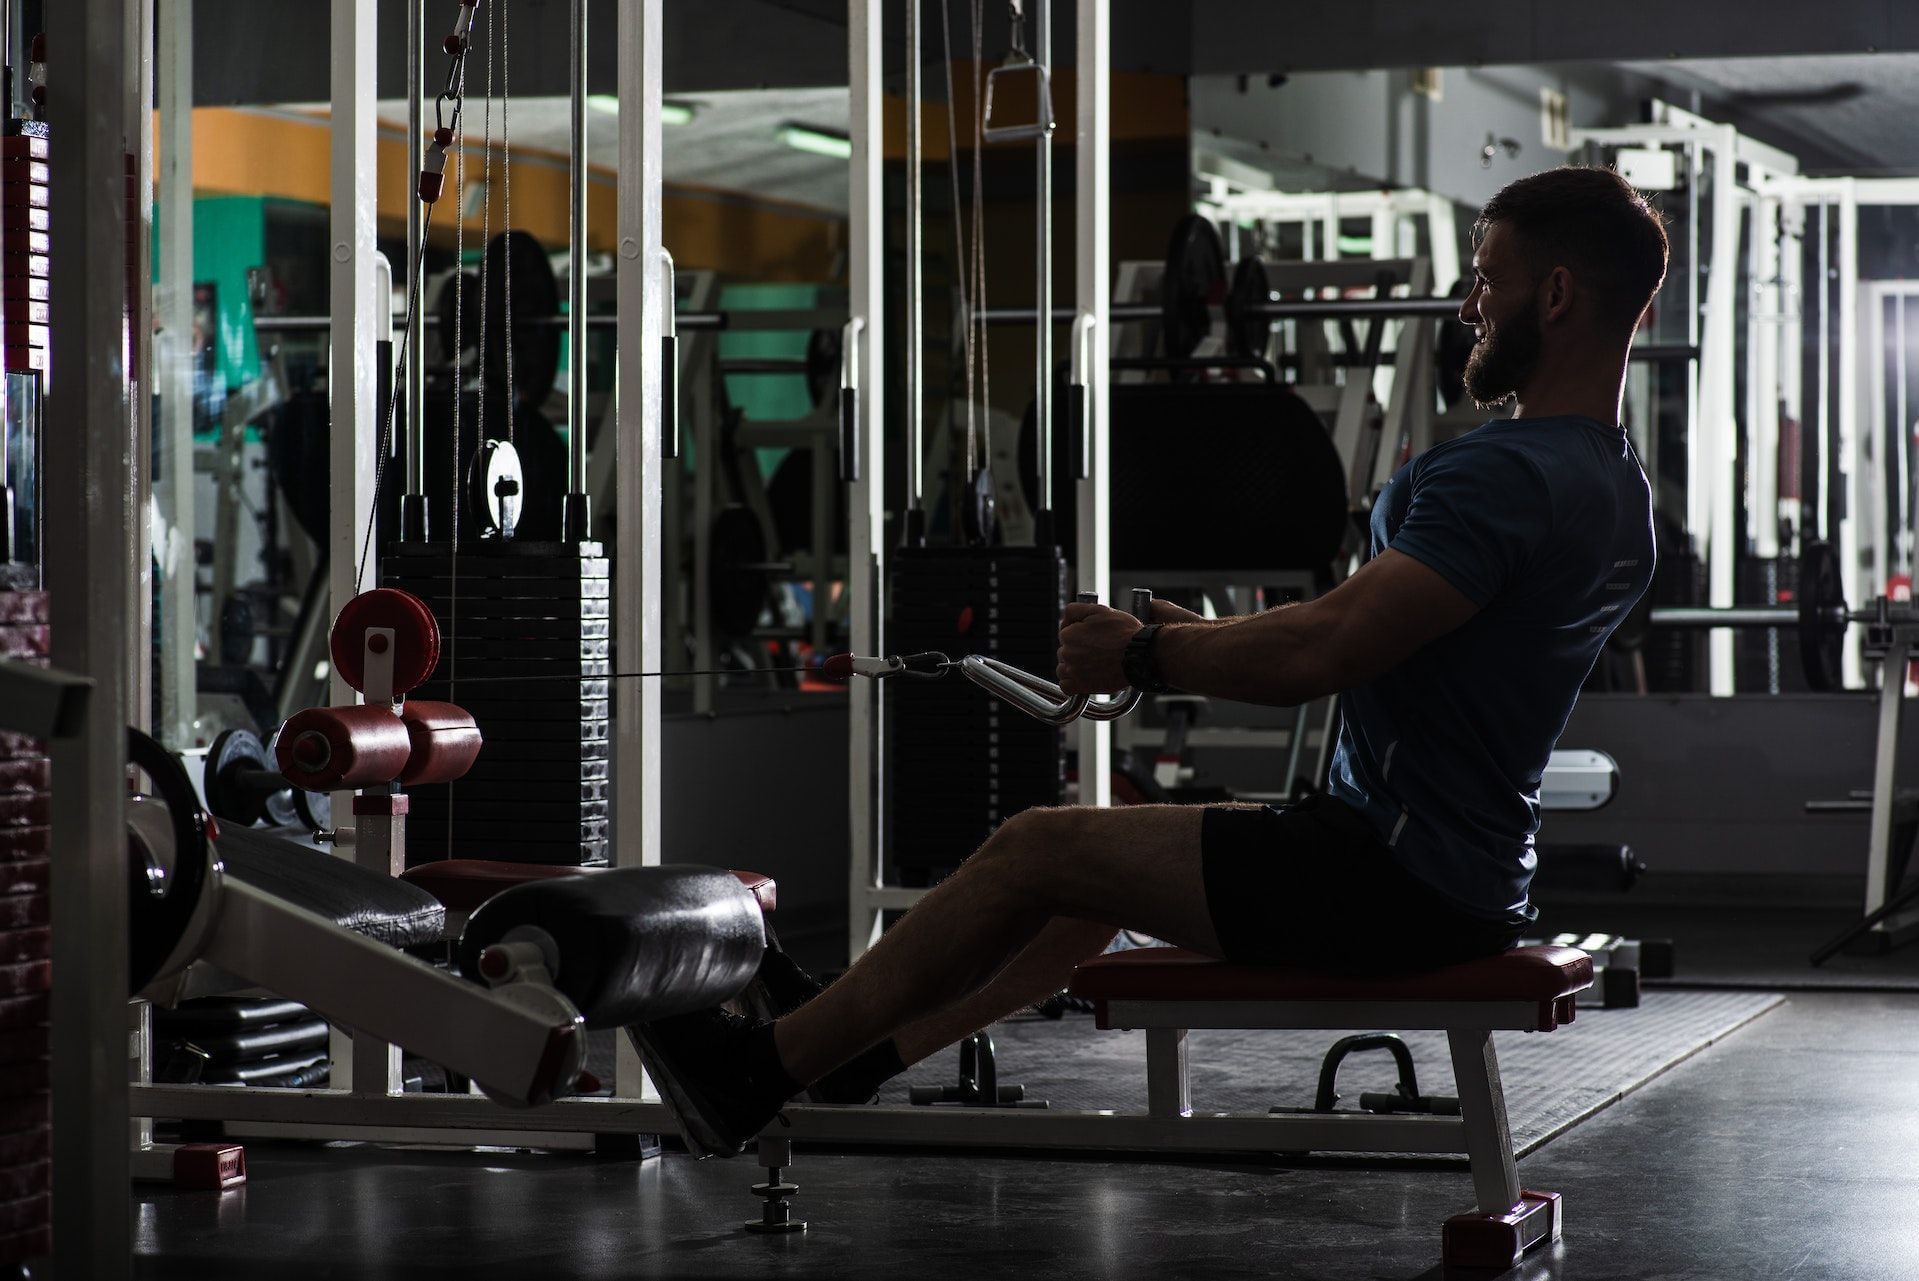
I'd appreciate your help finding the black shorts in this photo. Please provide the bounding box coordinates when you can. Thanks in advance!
[1199,793,1523,975]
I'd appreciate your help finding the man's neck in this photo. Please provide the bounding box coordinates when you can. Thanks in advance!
[1508,352,1629,424]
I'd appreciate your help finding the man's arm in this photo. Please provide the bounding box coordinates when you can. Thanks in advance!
[1156,550,1479,705]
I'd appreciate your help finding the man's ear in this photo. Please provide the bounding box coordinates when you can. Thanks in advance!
[1540,266,1574,324]
[1527,264,1573,322]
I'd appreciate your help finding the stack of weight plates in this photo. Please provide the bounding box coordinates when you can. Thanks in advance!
[0,132,47,376]
[386,540,610,867]
[152,998,332,1088]
[0,573,49,1266]
[889,546,1065,878]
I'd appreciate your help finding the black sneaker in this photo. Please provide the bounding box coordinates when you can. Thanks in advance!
[754,946,827,1018]
[627,1009,789,1158]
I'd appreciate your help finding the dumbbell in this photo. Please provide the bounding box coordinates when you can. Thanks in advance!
[203,727,331,833]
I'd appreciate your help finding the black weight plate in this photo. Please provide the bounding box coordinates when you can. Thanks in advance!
[416,678,610,703]
[404,818,607,844]
[428,638,610,663]
[462,698,609,723]
[417,658,610,680]
[384,575,611,603]
[1159,214,1227,360]
[445,758,607,783]
[458,738,610,763]
[406,595,611,621]
[440,618,610,643]
[1799,539,1846,692]
[384,546,608,574]
[404,798,607,823]
[1226,256,1272,360]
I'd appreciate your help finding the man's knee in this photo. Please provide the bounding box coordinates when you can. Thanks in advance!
[976,807,1091,901]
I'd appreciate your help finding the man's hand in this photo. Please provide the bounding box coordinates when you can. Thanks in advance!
[1151,599,1207,625]
[1058,601,1141,695]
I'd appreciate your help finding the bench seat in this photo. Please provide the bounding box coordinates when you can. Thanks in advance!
[1065,944,1594,1270]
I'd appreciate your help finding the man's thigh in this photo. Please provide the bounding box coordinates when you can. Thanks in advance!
[1014,803,1228,959]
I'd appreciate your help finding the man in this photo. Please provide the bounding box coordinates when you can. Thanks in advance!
[638,165,1666,1158]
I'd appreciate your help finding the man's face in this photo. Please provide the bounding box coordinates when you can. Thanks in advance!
[1458,221,1544,409]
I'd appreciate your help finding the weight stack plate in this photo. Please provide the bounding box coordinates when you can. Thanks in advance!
[0,580,48,1269]
[385,540,610,867]
[888,546,1065,877]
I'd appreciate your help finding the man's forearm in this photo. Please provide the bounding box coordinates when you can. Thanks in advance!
[1151,603,1337,707]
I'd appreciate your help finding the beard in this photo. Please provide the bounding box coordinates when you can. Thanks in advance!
[1462,300,1543,409]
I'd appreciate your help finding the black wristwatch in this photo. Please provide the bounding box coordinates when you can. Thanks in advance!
[1122,623,1173,693]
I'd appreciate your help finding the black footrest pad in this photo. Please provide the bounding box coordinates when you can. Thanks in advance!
[215,827,447,948]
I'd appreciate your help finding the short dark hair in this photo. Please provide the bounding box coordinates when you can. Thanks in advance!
[1473,166,1669,335]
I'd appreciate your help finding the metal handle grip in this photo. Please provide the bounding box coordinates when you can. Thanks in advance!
[839,316,864,483]
[661,334,680,460]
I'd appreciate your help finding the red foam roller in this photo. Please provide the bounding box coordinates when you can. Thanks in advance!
[396,701,483,786]
[275,706,411,791]
[329,588,441,697]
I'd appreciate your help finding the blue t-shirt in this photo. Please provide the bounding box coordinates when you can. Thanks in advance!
[1325,415,1655,926]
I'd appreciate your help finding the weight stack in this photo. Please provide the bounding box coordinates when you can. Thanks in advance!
[888,545,1065,879]
[1,130,49,378]
[384,540,610,867]
[0,569,50,1267]
[153,998,332,1089]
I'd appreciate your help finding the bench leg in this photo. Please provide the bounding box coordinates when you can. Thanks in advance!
[1145,1028,1190,1119]
[1442,1028,1560,1269]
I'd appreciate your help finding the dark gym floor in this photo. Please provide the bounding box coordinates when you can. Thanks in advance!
[131,905,1919,1281]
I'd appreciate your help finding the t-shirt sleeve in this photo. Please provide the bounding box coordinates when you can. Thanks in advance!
[1387,442,1553,607]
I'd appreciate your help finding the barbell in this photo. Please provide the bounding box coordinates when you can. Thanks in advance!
[1642,541,1864,692]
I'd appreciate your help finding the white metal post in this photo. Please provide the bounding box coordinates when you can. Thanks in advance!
[1073,0,1111,804]
[1699,132,1740,695]
[130,0,155,733]
[46,0,136,1267]
[158,0,195,749]
[614,0,665,1096]
[1751,196,1782,563]
[328,0,390,1094]
[1839,180,1863,687]
[846,0,886,960]
[1781,200,1806,547]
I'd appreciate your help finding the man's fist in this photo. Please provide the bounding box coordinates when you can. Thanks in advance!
[1058,601,1140,695]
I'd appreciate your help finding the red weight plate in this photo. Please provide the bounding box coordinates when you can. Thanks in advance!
[0,1163,46,1205]
[0,627,48,661]
[0,898,45,931]
[0,593,46,625]
[0,929,47,966]
[0,1027,46,1065]
[0,861,45,897]
[0,1195,47,1235]
[0,761,47,791]
[0,1224,50,1267]
[0,1130,45,1166]
[0,277,47,301]
[3,348,46,374]
[0,964,45,1000]
[0,1059,45,1097]
[329,588,440,696]
[0,1092,46,1133]
[0,208,47,232]
[0,796,47,830]
[0,137,47,160]
[0,829,46,862]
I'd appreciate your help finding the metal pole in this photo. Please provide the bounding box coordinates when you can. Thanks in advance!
[563,0,590,538]
[1074,0,1111,805]
[158,0,195,750]
[847,0,886,960]
[904,0,922,533]
[328,0,390,1100]
[404,0,425,507]
[130,0,154,735]
[1701,131,1740,695]
[1033,0,1052,528]
[46,0,134,1266]
[1839,180,1863,687]
[613,0,665,1099]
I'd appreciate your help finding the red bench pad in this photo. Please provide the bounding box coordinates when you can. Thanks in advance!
[400,860,777,915]
[1069,945,1592,1006]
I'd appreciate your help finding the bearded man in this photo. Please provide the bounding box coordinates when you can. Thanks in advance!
[638,166,1669,1157]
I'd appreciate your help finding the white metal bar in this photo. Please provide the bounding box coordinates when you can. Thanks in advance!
[1145,1028,1191,1119]
[46,0,135,1264]
[615,0,667,1103]
[1752,196,1782,562]
[1864,638,1909,919]
[1781,201,1806,544]
[1074,0,1111,806]
[1101,998,1555,1032]
[130,0,156,734]
[157,0,196,748]
[1868,287,1889,599]
[1700,131,1740,695]
[847,0,887,960]
[567,0,588,495]
[1447,1028,1522,1214]
[131,1086,1470,1156]
[1840,180,1864,687]
[405,0,425,498]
